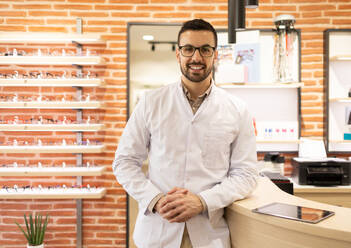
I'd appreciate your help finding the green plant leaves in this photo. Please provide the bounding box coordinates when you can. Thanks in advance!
[15,213,49,245]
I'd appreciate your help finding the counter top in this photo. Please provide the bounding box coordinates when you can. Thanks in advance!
[225,176,351,248]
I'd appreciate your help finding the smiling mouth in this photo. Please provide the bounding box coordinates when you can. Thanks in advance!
[188,64,205,72]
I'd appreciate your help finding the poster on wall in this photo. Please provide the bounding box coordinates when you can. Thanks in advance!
[233,42,260,83]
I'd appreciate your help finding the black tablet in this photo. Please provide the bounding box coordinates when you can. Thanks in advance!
[252,202,335,224]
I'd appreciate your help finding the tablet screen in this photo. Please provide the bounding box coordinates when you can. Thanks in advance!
[252,202,335,224]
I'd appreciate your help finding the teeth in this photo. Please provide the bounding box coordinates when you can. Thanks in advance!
[190,65,203,69]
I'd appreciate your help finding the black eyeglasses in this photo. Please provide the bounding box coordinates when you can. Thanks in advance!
[178,45,216,57]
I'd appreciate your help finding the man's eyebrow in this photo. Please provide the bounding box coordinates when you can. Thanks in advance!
[179,43,213,47]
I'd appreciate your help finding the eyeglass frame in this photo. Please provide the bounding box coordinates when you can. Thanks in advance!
[178,45,216,57]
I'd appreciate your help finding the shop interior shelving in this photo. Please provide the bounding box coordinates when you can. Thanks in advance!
[0,188,106,199]
[0,31,106,248]
[0,56,103,65]
[0,101,102,109]
[0,78,103,87]
[0,145,104,153]
[0,123,104,131]
[325,29,351,152]
[216,29,301,152]
[0,166,105,176]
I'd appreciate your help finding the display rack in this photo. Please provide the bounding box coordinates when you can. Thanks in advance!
[0,101,102,109]
[0,123,104,131]
[0,56,103,65]
[0,188,106,199]
[0,166,106,176]
[216,29,301,152]
[324,29,351,153]
[0,78,103,87]
[0,145,104,153]
[0,30,106,248]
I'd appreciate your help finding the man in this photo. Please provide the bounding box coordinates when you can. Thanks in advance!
[113,19,258,248]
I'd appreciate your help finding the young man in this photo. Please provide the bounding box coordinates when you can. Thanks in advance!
[113,19,258,248]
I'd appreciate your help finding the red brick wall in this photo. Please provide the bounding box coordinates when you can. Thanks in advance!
[0,0,350,247]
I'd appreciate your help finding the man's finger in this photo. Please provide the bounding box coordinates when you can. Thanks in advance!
[169,211,189,223]
[168,187,188,195]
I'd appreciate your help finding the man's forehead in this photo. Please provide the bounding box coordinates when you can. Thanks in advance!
[179,30,215,45]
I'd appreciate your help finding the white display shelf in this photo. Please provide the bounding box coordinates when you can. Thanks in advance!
[328,141,351,152]
[330,55,351,61]
[0,123,104,131]
[256,139,300,143]
[256,139,300,152]
[0,145,104,153]
[0,32,105,44]
[329,98,351,103]
[217,82,303,89]
[0,166,106,176]
[330,140,351,143]
[0,101,102,109]
[0,56,104,65]
[0,78,103,87]
[0,187,106,199]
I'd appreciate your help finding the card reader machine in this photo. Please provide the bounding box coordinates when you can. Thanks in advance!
[291,158,351,186]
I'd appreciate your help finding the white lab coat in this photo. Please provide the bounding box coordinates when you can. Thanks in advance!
[113,81,258,248]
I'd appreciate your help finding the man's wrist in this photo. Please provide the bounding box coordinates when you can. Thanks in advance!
[148,193,164,213]
[197,194,208,214]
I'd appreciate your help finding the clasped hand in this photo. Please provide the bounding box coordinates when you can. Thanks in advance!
[155,187,203,223]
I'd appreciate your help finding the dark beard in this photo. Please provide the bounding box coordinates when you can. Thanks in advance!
[180,63,212,83]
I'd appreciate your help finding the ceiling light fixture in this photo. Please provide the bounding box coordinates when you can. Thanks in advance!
[142,35,154,41]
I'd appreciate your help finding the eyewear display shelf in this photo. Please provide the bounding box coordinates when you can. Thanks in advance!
[0,32,106,248]
[325,29,351,153]
[216,29,302,153]
[0,188,106,199]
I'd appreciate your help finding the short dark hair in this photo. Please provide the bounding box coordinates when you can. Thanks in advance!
[177,19,217,48]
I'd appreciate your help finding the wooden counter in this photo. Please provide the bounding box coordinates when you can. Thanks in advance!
[293,183,351,208]
[225,177,351,248]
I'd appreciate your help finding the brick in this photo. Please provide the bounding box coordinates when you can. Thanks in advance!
[0,26,26,32]
[178,6,216,11]
[28,26,68,32]
[339,4,351,10]
[137,5,175,11]
[333,19,351,25]
[46,19,76,25]
[29,10,67,16]
[111,12,150,18]
[6,18,45,25]
[302,12,323,18]
[192,0,227,2]
[298,18,330,25]
[67,0,105,2]
[82,27,108,33]
[0,11,26,17]
[87,20,126,26]
[70,11,109,17]
[54,4,93,10]
[259,5,297,11]
[194,13,227,19]
[325,11,351,16]
[95,5,134,10]
[12,4,52,9]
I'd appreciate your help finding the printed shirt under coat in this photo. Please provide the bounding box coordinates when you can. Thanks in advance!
[112,81,259,248]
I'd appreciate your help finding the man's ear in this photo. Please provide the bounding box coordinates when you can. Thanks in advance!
[176,47,180,62]
[213,49,218,63]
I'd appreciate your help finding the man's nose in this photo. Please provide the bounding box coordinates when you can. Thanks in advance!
[192,48,202,61]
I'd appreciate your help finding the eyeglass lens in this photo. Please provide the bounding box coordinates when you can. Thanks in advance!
[180,45,215,57]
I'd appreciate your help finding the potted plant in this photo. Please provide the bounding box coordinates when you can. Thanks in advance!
[15,212,49,248]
